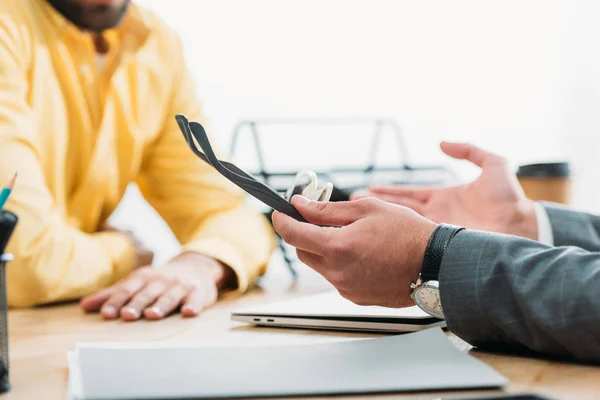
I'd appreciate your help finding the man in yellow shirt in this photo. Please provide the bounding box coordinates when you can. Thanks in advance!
[0,0,275,320]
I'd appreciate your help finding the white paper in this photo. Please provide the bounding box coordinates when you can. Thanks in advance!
[67,351,83,400]
[68,328,506,399]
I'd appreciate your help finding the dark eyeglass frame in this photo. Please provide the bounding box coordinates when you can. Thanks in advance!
[175,114,307,223]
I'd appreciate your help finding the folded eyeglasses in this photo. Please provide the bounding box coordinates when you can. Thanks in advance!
[175,114,333,223]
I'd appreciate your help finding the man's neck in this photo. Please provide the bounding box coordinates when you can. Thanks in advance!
[92,33,110,54]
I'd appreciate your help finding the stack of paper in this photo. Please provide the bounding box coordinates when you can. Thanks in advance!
[68,328,506,399]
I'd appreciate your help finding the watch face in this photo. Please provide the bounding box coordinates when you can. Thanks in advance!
[413,283,444,319]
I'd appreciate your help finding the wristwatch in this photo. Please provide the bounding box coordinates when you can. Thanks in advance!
[410,224,464,319]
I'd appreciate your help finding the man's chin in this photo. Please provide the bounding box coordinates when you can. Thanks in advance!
[80,6,130,31]
[47,0,131,32]
[87,0,123,5]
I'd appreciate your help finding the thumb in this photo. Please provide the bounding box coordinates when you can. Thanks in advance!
[440,142,502,168]
[291,196,363,226]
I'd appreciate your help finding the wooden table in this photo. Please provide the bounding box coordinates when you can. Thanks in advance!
[2,265,600,400]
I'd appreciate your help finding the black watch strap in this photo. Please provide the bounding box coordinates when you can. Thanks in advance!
[420,224,465,282]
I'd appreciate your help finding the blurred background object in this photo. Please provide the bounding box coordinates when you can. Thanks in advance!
[110,0,600,266]
[517,162,572,205]
[229,118,457,202]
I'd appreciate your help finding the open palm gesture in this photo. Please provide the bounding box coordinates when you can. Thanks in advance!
[353,142,538,239]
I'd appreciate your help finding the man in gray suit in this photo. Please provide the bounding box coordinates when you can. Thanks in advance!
[272,142,600,363]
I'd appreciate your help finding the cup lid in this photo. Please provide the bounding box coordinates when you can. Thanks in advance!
[516,162,570,178]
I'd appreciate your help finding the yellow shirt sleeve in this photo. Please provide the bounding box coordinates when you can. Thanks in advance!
[137,35,276,295]
[0,15,137,307]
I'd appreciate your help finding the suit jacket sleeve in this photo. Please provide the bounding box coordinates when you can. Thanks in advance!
[543,202,600,251]
[440,230,600,363]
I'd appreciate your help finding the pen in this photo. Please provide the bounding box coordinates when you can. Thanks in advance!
[0,174,17,211]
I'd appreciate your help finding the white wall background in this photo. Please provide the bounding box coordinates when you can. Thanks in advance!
[110,0,600,264]
[559,0,600,214]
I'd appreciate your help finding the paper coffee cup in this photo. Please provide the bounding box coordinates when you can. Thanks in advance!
[516,162,572,205]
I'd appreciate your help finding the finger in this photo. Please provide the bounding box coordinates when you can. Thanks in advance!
[80,287,115,312]
[121,279,172,321]
[272,211,334,255]
[296,249,326,272]
[349,194,366,201]
[440,141,502,168]
[367,194,424,213]
[349,189,368,201]
[100,277,146,320]
[349,191,370,201]
[367,186,431,202]
[181,287,217,318]
[144,283,191,320]
[291,195,365,226]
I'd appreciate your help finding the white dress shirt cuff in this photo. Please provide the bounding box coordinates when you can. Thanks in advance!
[534,202,554,246]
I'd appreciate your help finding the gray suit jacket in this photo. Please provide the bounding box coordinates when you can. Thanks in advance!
[440,203,600,363]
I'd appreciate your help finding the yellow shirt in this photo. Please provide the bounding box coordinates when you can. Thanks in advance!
[0,0,275,307]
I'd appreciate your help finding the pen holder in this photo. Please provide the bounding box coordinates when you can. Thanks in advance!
[0,253,11,393]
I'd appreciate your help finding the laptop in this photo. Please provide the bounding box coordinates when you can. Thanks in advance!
[231,291,446,333]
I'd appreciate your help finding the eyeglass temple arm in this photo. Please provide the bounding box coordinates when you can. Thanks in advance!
[176,115,307,222]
